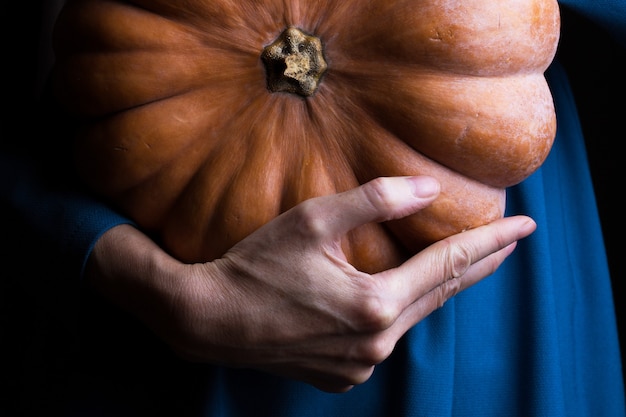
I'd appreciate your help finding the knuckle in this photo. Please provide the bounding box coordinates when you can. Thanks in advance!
[440,239,473,279]
[354,295,398,332]
[292,200,328,239]
[360,335,395,365]
[337,365,377,389]
[433,276,463,309]
[362,178,397,220]
[426,239,475,309]
[313,364,377,392]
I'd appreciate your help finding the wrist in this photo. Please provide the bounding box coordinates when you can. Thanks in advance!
[85,224,185,330]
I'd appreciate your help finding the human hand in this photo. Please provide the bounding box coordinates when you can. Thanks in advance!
[86,176,536,392]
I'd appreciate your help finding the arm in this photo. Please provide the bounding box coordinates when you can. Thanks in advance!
[85,175,536,393]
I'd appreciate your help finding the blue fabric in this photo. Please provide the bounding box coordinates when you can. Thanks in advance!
[0,154,133,278]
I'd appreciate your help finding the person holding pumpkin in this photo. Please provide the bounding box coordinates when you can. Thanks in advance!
[3,0,625,416]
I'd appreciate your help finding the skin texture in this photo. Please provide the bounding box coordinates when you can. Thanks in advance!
[53,0,559,273]
[85,176,537,393]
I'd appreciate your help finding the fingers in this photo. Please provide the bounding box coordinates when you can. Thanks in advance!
[385,215,536,315]
[215,178,535,393]
[294,176,440,241]
[265,359,375,393]
[395,242,517,331]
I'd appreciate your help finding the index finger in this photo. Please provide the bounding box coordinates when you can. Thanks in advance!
[382,215,536,305]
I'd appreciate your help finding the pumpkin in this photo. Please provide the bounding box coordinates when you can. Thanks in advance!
[52,0,560,273]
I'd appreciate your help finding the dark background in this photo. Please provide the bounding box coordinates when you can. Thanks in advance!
[2,1,625,414]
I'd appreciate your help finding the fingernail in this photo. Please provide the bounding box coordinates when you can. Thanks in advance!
[409,176,440,198]
[520,217,537,234]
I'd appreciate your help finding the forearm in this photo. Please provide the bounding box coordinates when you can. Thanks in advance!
[85,224,182,324]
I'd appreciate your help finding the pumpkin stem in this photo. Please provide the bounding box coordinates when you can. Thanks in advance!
[262,27,327,97]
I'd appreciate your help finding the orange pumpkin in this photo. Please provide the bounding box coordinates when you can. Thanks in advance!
[52,0,560,273]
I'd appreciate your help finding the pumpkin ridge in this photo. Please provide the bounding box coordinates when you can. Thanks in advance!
[325,0,559,76]
[344,70,555,187]
[76,83,266,198]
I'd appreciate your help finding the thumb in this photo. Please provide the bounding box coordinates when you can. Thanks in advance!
[302,176,440,240]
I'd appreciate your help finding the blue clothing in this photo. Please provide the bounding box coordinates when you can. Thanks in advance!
[0,155,133,278]
[2,1,625,416]
[559,0,626,46]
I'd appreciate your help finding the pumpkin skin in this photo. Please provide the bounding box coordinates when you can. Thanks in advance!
[52,0,560,273]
